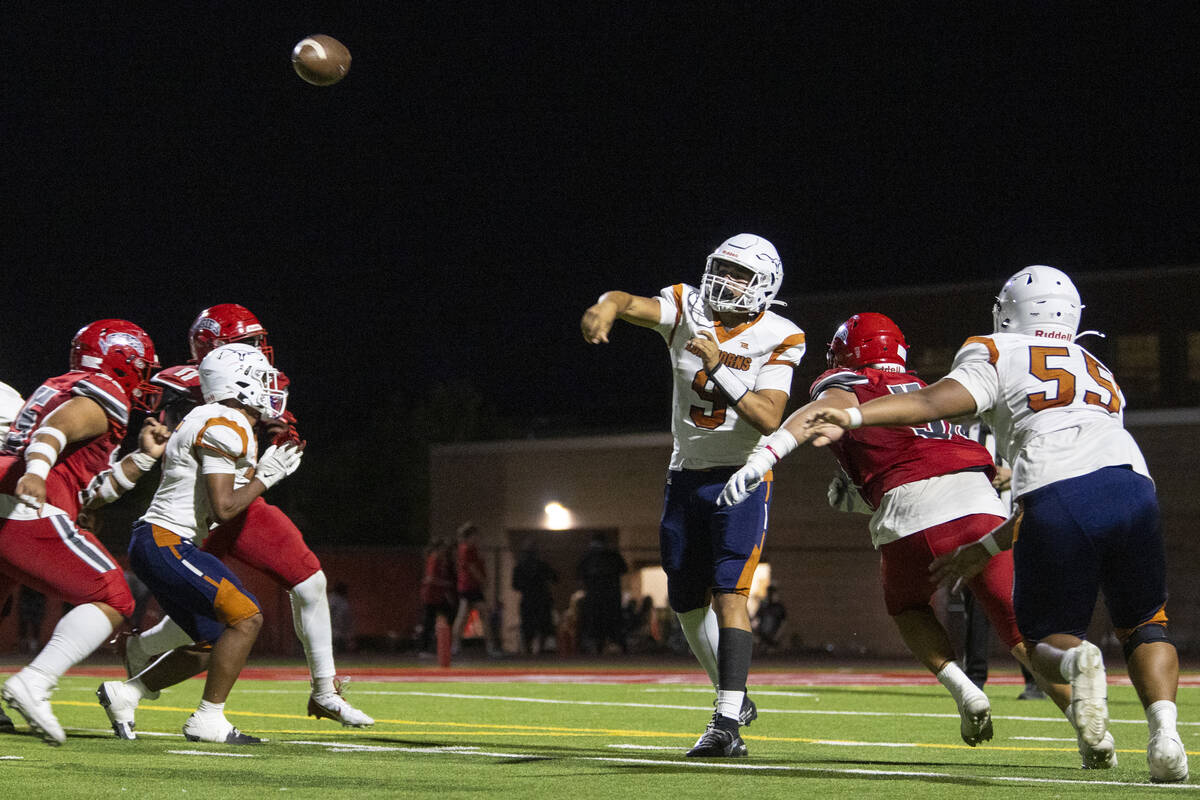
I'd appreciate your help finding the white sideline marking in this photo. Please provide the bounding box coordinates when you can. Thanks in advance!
[0,756,24,760]
[642,687,818,699]
[388,691,1175,726]
[288,741,1199,789]
[166,750,257,757]
[608,744,679,751]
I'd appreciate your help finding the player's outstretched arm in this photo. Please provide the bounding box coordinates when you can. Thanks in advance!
[797,377,977,446]
[581,291,661,343]
[718,386,858,506]
[80,418,172,511]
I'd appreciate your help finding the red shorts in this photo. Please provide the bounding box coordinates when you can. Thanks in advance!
[879,514,1021,648]
[202,497,321,589]
[0,514,134,617]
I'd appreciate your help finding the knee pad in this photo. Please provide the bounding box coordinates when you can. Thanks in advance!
[290,569,327,605]
[1122,622,1171,660]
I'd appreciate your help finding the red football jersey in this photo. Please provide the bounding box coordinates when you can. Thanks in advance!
[810,367,995,508]
[0,371,131,516]
[456,541,485,594]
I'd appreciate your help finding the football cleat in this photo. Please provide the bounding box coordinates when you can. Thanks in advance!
[1079,730,1117,769]
[1148,730,1189,783]
[1066,641,1108,749]
[308,677,374,727]
[118,631,161,700]
[182,713,264,745]
[96,681,139,740]
[687,724,748,758]
[0,706,15,734]
[1,672,65,745]
[958,693,993,747]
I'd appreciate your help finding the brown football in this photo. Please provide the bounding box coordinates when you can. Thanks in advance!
[291,35,351,86]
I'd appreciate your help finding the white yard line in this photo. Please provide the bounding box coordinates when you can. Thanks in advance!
[165,750,257,757]
[287,740,1198,790]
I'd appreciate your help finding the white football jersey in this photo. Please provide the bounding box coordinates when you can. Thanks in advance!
[946,332,1148,498]
[140,403,257,542]
[655,283,806,470]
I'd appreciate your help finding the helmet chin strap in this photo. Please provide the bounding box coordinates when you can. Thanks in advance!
[1075,329,1106,342]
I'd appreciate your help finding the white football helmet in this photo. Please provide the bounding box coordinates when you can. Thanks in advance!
[199,343,288,419]
[992,265,1083,339]
[700,233,785,314]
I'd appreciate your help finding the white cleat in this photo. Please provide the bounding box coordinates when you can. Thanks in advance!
[121,633,161,700]
[1,672,65,746]
[1079,730,1118,769]
[1066,641,1108,749]
[1148,730,1189,783]
[958,693,993,747]
[182,713,264,745]
[308,677,374,727]
[96,681,139,740]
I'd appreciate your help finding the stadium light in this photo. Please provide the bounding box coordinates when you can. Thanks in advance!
[544,502,572,530]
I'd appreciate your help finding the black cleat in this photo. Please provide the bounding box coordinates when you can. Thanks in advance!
[0,707,14,734]
[687,725,748,758]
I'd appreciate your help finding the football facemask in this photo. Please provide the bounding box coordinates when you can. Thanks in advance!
[199,344,288,420]
[700,233,784,315]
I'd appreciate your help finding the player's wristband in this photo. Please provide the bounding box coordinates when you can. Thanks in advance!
[978,532,1001,556]
[708,362,749,405]
[762,428,799,464]
[25,441,59,470]
[844,407,864,429]
[33,426,68,450]
[24,458,52,480]
[129,450,158,472]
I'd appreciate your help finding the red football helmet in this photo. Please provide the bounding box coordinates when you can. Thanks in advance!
[827,313,909,370]
[70,319,161,411]
[188,304,272,363]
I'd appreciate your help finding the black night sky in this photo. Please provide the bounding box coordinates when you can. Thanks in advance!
[6,5,1200,541]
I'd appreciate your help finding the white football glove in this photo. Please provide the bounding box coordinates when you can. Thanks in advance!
[827,469,873,514]
[254,443,303,490]
[718,448,776,507]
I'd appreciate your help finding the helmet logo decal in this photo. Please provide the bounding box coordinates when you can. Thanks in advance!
[99,331,145,357]
[195,318,222,337]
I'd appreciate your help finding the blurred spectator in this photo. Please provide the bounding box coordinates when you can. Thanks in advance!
[451,522,500,657]
[753,585,787,652]
[18,587,47,655]
[418,538,457,655]
[511,542,557,655]
[328,581,354,655]
[577,534,628,655]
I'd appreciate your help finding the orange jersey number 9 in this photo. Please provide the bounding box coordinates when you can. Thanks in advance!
[689,368,728,429]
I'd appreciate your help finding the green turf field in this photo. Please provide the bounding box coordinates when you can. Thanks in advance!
[0,668,1194,798]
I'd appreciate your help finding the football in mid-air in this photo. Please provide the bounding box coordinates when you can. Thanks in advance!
[291,35,351,86]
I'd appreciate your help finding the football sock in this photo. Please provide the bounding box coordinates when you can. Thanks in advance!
[1147,700,1179,736]
[936,661,983,707]
[677,607,720,688]
[138,616,192,656]
[196,699,225,717]
[716,628,753,722]
[126,678,150,701]
[289,570,337,682]
[26,602,114,685]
